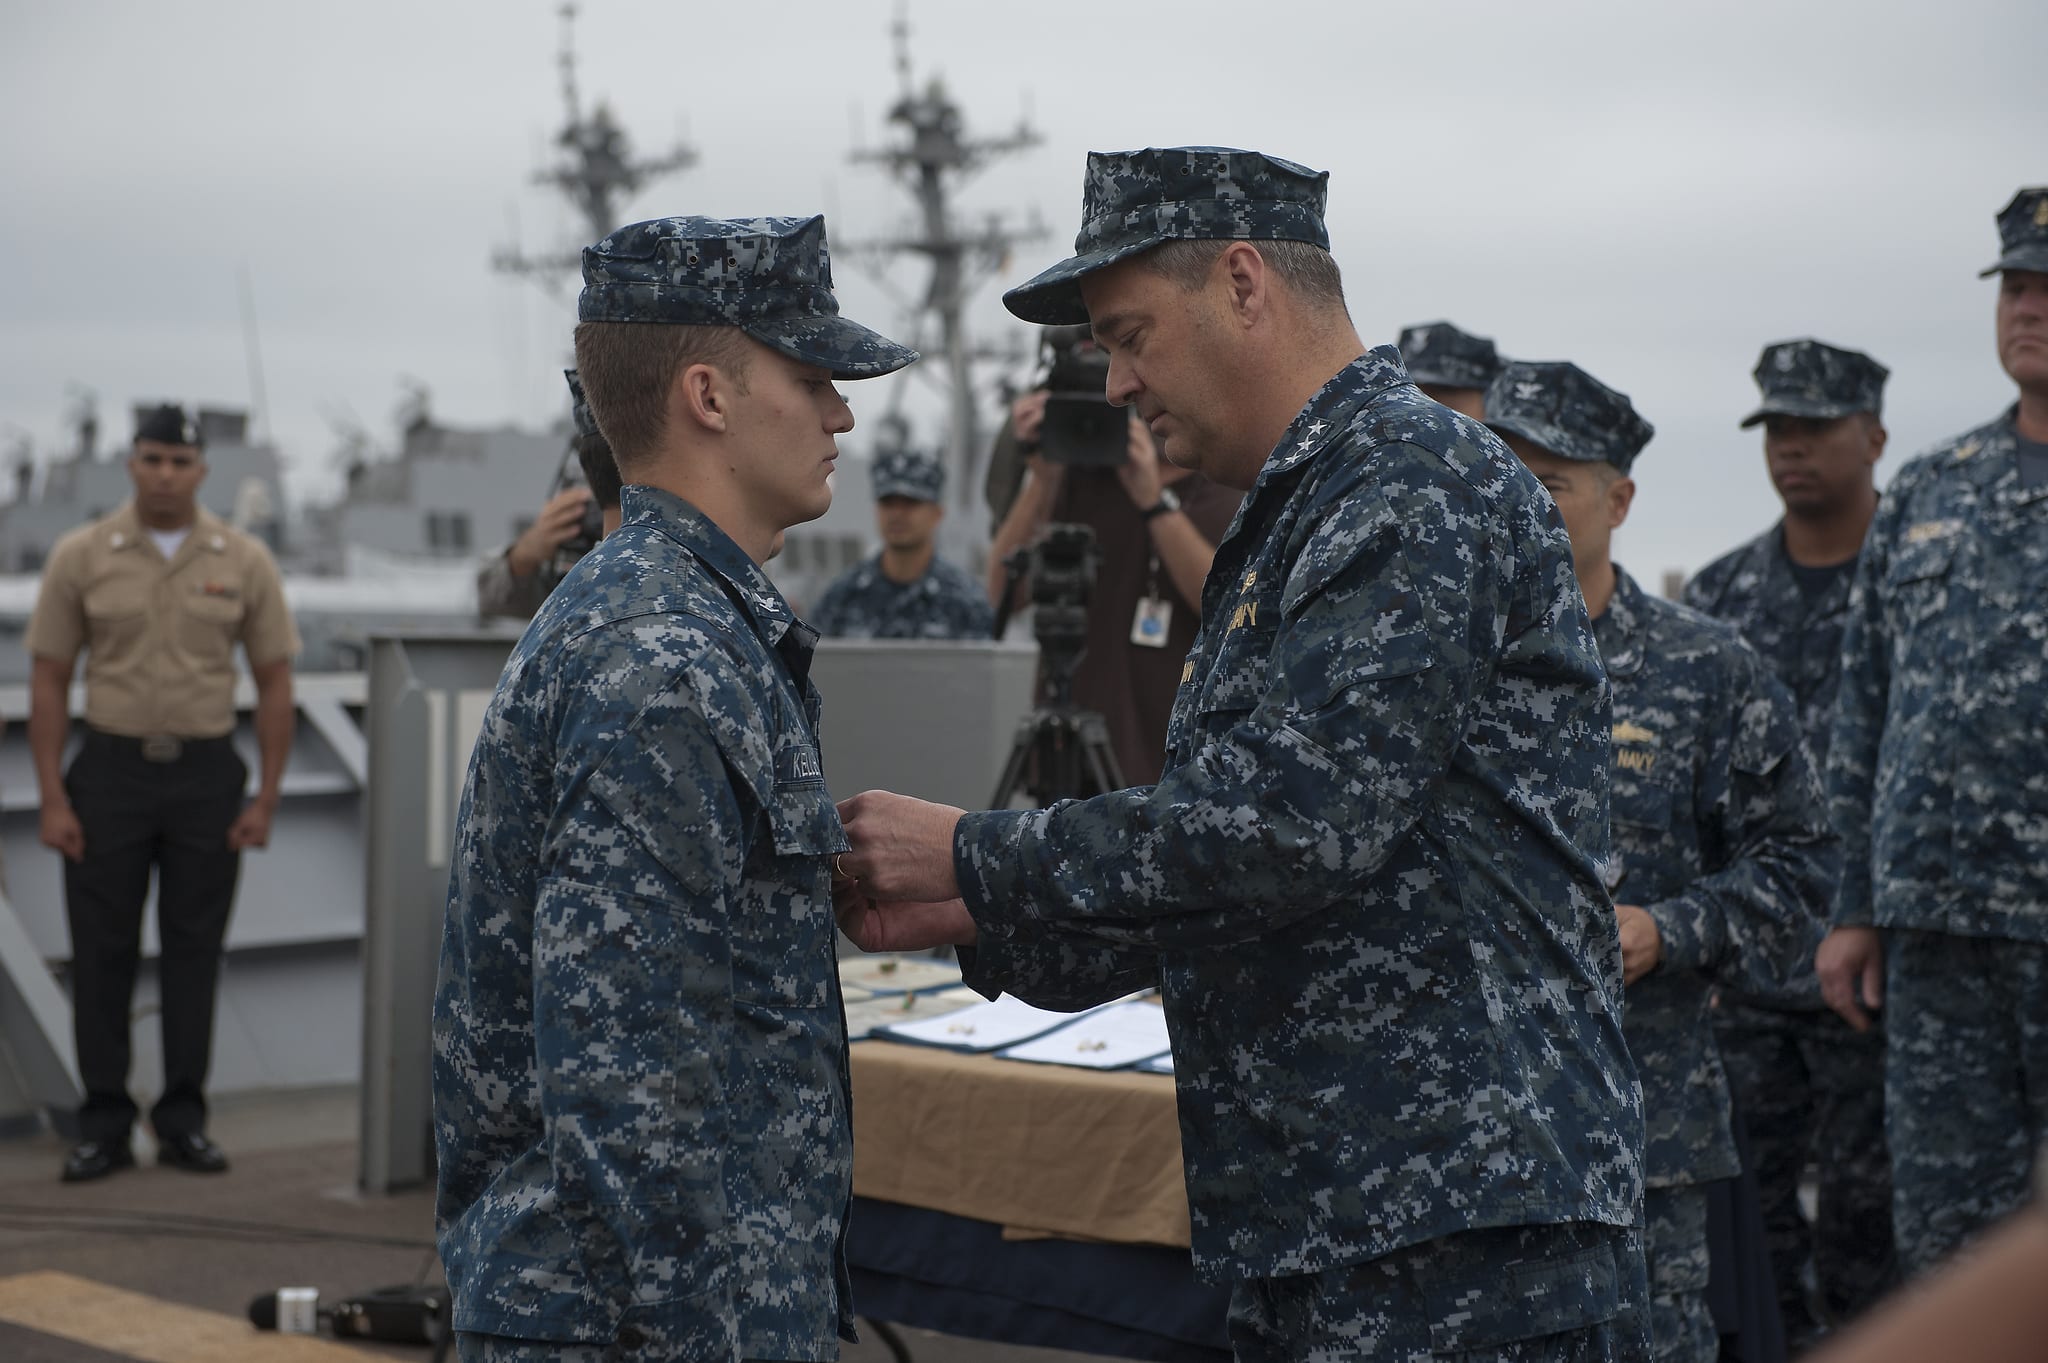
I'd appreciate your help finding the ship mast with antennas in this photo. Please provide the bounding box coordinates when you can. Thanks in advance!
[846,12,1045,526]
[493,3,698,289]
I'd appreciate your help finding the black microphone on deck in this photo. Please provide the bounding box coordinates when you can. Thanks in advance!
[248,1284,447,1344]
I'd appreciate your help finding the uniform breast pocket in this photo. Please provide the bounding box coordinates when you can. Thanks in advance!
[1883,534,1957,632]
[83,582,151,650]
[1196,594,1280,716]
[178,591,245,658]
[729,778,848,1009]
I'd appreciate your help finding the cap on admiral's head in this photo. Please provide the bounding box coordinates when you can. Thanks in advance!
[1740,340,1888,429]
[578,214,918,380]
[133,403,202,449]
[563,369,602,440]
[1398,321,1503,390]
[870,447,944,503]
[1002,146,1330,326]
[1484,361,1654,475]
[1979,187,2048,279]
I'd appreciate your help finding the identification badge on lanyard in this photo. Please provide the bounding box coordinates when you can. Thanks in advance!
[1130,596,1173,647]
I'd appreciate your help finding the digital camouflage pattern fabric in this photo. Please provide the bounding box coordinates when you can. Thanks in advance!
[433,485,856,1358]
[952,349,1645,1302]
[1737,339,1888,429]
[1978,185,2048,277]
[1485,361,1655,475]
[868,447,945,503]
[1003,146,1330,325]
[808,552,992,641]
[1598,566,1835,1181]
[1683,527,1858,777]
[1685,527,1895,1343]
[1397,320,1504,391]
[579,215,917,380]
[1596,565,1837,1360]
[1882,929,2048,1273]
[1830,405,2048,1272]
[475,551,560,622]
[1828,409,2048,941]
[1227,1220,1647,1363]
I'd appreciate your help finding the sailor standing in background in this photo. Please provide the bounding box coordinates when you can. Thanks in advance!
[1684,338,1896,1346]
[27,402,299,1183]
[1488,360,1836,1363]
[1396,319,1504,420]
[476,370,625,621]
[809,445,993,639]
[1818,186,2048,1276]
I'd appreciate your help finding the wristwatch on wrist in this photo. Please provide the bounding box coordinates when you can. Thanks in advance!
[1141,488,1182,521]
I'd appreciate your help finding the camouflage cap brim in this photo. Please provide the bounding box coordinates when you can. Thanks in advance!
[1979,245,2048,279]
[1485,413,1589,466]
[1002,237,1173,326]
[871,478,939,502]
[746,314,919,381]
[1738,396,1869,429]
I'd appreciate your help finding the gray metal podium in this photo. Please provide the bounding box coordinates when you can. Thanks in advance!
[358,633,1038,1192]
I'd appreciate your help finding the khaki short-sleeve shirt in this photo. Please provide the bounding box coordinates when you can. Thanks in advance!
[27,503,301,739]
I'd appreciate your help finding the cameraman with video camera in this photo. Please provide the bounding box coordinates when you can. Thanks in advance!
[478,370,624,621]
[986,325,1241,785]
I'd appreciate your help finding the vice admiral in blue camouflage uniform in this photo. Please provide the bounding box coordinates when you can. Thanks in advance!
[1683,339,1895,1345]
[1489,361,1836,1363]
[1817,186,2048,1277]
[1397,319,1504,420]
[836,148,1649,1362]
[432,214,915,1362]
[809,442,992,639]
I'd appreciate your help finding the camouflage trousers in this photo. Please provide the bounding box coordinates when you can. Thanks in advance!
[1643,1186,1714,1363]
[1226,1220,1649,1363]
[1714,994,1895,1347]
[1886,929,2048,1276]
[456,1323,752,1361]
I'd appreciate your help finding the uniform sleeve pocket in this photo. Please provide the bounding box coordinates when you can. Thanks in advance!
[729,780,844,1009]
[532,878,729,1206]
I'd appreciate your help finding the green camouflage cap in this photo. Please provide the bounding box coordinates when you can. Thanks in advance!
[1739,339,1888,428]
[579,215,918,380]
[563,368,601,439]
[1398,321,1504,390]
[869,447,944,503]
[1003,146,1330,326]
[1979,187,2048,278]
[1485,360,1654,475]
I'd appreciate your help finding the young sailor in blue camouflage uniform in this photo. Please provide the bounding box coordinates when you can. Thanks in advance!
[1396,319,1504,420]
[1683,338,1895,1345]
[1817,186,2048,1277]
[837,147,1649,1362]
[809,443,993,639]
[1488,360,1838,1363]
[432,214,915,1362]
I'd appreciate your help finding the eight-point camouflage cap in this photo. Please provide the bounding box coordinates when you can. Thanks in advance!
[133,402,202,448]
[579,215,918,380]
[869,447,945,503]
[1485,360,1655,475]
[563,368,601,439]
[1978,187,2048,278]
[1398,321,1504,390]
[1739,339,1888,429]
[1003,146,1330,326]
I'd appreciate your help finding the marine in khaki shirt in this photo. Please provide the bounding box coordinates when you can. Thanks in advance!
[26,403,298,1185]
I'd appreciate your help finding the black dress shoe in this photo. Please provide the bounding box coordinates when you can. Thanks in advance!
[60,1140,136,1183]
[155,1131,229,1173]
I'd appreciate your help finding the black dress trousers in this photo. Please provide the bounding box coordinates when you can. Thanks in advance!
[62,731,246,1144]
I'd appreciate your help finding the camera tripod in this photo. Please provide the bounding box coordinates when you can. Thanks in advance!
[988,602,1126,807]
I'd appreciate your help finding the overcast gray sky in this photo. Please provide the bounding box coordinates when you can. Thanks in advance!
[1,0,2041,577]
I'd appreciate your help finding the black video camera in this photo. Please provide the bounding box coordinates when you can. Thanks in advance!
[1036,325,1129,468]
